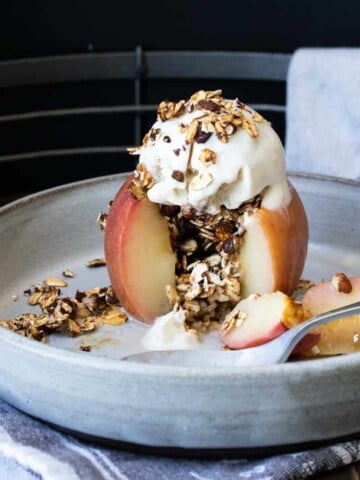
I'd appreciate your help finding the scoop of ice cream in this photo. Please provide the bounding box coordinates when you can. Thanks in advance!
[140,309,199,350]
[131,90,291,214]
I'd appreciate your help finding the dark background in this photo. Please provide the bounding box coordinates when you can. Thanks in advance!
[0,0,359,204]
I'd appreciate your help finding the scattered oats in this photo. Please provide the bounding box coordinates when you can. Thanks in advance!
[86,258,106,268]
[11,295,18,302]
[0,282,126,342]
[157,99,185,121]
[311,345,321,355]
[186,119,200,144]
[190,172,213,190]
[28,291,43,306]
[68,318,82,337]
[135,163,154,190]
[63,268,76,279]
[44,276,68,288]
[102,306,128,326]
[242,118,258,138]
[215,121,228,143]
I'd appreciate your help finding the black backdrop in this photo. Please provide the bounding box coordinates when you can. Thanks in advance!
[0,0,359,58]
[0,0,359,203]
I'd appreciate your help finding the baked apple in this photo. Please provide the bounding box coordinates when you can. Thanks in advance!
[104,90,309,331]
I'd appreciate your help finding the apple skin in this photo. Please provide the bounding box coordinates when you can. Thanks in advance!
[302,276,360,356]
[240,183,308,298]
[104,176,176,323]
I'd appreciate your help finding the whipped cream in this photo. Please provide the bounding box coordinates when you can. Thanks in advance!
[134,91,291,213]
[140,309,199,351]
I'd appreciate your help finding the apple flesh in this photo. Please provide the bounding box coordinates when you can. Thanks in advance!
[219,291,304,349]
[240,183,308,298]
[302,276,360,356]
[104,176,176,323]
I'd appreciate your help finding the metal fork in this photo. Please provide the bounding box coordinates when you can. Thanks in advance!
[123,301,360,367]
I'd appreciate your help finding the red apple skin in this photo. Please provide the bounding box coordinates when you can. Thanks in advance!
[104,176,176,323]
[224,321,288,350]
[240,183,309,298]
[302,276,360,356]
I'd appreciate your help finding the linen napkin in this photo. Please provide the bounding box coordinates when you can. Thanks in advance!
[0,398,359,480]
[285,48,360,179]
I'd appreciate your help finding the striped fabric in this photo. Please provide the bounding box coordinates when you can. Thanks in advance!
[0,399,359,480]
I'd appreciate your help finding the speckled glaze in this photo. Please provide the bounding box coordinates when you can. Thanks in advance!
[0,173,359,450]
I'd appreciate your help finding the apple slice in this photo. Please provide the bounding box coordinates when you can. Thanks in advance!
[302,274,360,356]
[219,291,304,349]
[104,176,176,323]
[240,183,308,298]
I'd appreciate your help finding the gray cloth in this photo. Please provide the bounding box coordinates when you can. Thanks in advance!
[285,48,360,179]
[0,399,359,480]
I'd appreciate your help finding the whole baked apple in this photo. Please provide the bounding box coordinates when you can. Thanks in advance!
[104,90,309,330]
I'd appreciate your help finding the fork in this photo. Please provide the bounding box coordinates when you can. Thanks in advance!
[123,301,360,367]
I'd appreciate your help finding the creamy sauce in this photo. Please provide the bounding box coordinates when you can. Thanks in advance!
[141,309,199,351]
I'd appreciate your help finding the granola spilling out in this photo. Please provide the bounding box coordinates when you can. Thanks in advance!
[0,281,127,342]
[161,194,262,333]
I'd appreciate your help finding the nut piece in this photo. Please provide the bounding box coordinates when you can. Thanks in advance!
[331,272,352,294]
[199,148,217,166]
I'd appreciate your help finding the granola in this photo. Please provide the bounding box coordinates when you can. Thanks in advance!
[0,281,127,342]
[161,194,262,332]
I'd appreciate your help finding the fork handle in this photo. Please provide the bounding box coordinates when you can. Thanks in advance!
[277,301,360,363]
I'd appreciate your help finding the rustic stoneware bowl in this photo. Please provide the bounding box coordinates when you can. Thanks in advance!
[0,173,359,452]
